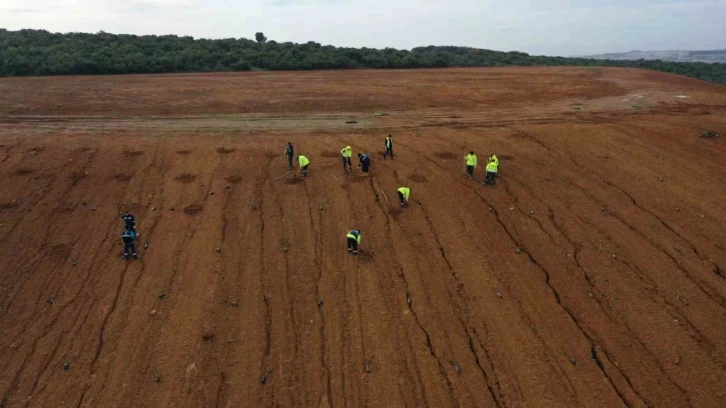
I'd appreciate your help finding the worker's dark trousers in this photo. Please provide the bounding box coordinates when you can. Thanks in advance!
[301,165,309,177]
[467,165,474,177]
[397,191,405,206]
[124,242,137,256]
[485,172,497,183]
[347,238,358,253]
[384,147,393,159]
[342,156,351,169]
[287,155,293,169]
[362,162,370,173]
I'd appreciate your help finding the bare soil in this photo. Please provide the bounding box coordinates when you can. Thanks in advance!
[1,67,726,407]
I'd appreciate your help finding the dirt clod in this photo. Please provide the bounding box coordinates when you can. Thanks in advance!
[174,173,196,184]
[202,327,215,341]
[63,363,70,371]
[150,309,157,316]
[154,373,161,383]
[365,360,372,373]
[184,203,204,215]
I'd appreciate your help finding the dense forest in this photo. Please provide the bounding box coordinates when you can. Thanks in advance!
[1,29,725,84]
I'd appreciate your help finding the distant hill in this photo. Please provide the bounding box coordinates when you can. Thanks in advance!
[582,49,726,64]
[1,29,725,85]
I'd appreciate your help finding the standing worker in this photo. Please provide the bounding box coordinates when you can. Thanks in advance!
[384,134,394,160]
[341,145,353,173]
[358,153,371,177]
[464,151,477,180]
[284,142,295,170]
[484,158,499,186]
[121,210,136,232]
[297,154,310,178]
[397,186,410,208]
[346,229,361,255]
[121,227,139,260]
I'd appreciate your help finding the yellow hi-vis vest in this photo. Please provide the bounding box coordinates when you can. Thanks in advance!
[299,155,310,167]
[488,155,499,166]
[341,146,352,158]
[486,161,498,173]
[397,187,410,201]
[347,230,361,244]
[465,154,477,167]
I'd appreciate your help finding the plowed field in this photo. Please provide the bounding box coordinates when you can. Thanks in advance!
[1,67,725,407]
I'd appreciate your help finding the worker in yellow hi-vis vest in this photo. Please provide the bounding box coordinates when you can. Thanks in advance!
[397,187,410,208]
[341,145,352,173]
[464,151,477,180]
[346,229,361,255]
[483,159,498,187]
[297,155,310,178]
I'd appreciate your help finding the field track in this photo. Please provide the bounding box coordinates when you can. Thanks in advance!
[1,67,726,407]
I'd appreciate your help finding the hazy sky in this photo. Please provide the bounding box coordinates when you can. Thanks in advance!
[1,0,724,56]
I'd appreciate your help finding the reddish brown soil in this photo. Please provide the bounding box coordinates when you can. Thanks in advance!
[1,68,726,407]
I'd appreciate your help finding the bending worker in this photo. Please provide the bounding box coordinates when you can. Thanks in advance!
[341,145,353,173]
[488,153,499,167]
[397,186,410,208]
[298,154,310,178]
[121,227,139,260]
[464,151,477,180]
[358,152,371,176]
[347,229,361,255]
[384,134,393,159]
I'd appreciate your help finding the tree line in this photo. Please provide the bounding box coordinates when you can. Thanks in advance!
[1,29,725,85]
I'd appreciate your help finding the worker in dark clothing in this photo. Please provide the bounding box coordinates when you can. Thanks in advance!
[358,153,371,176]
[347,229,361,255]
[383,134,394,159]
[121,228,138,260]
[284,142,294,170]
[121,211,136,232]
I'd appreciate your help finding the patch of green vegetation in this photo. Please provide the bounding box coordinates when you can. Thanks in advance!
[1,29,724,85]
